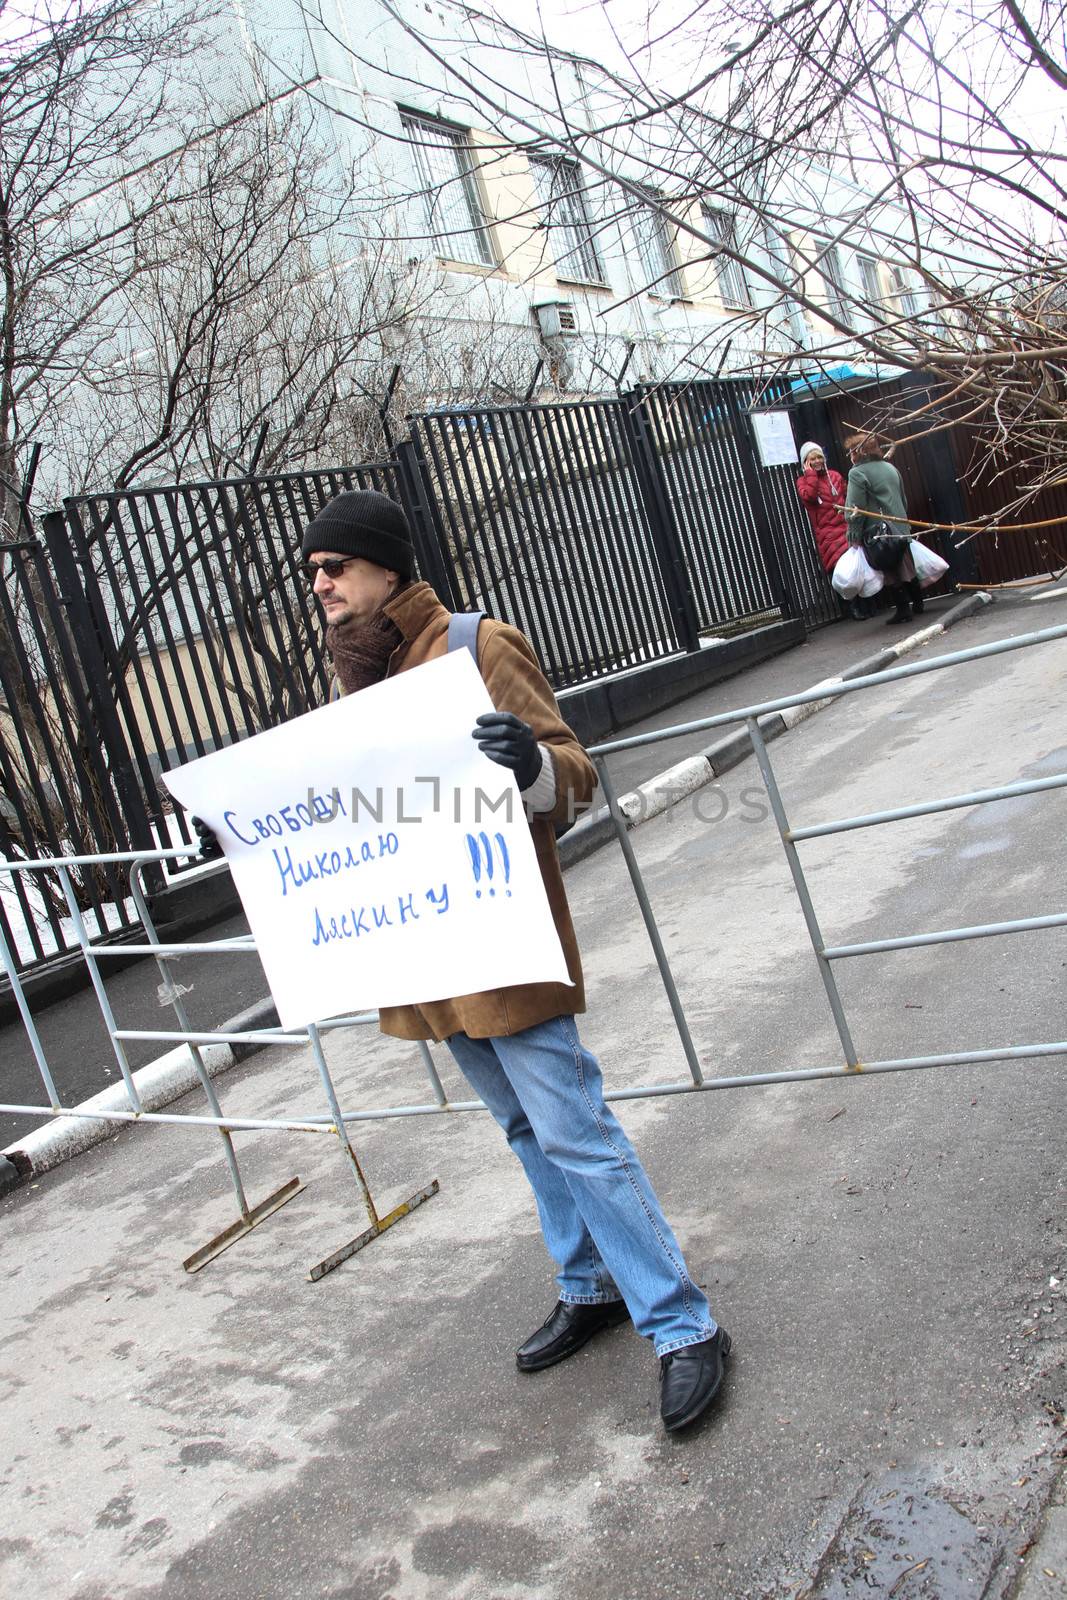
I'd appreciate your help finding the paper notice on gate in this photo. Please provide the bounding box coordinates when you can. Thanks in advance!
[751,409,799,467]
[162,650,571,1028]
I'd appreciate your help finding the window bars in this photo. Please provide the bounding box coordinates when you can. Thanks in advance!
[702,208,752,309]
[400,111,496,268]
[634,191,685,299]
[529,155,607,286]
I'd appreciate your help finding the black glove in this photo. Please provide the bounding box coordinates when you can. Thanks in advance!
[191,814,222,860]
[472,712,543,791]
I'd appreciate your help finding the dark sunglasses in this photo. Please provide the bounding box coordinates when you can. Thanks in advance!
[299,556,359,584]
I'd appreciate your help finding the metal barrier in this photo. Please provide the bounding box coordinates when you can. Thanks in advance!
[0,850,442,1279]
[3,620,1065,1275]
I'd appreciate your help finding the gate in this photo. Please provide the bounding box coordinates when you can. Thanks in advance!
[634,379,837,631]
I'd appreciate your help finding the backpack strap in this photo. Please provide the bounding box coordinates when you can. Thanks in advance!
[447,610,485,665]
[447,608,573,841]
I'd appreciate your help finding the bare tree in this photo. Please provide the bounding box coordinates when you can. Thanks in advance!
[0,0,228,528]
[0,1,417,894]
[0,0,607,943]
[330,0,1067,514]
[49,92,429,492]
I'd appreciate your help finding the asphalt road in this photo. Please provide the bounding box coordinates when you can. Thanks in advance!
[2,592,1064,1597]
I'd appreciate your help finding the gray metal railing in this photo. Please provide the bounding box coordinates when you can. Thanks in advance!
[3,619,1064,1276]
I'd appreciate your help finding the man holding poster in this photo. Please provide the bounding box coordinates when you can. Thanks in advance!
[198,489,730,1433]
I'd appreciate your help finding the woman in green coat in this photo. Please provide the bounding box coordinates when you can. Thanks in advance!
[844,432,923,625]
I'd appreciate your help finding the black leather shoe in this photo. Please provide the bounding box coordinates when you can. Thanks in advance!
[516,1298,630,1372]
[659,1328,732,1431]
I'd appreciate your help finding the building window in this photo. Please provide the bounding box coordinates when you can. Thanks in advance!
[634,191,685,298]
[856,253,884,310]
[702,208,751,307]
[816,241,850,325]
[529,156,606,286]
[399,110,496,267]
[890,265,920,318]
[763,224,807,343]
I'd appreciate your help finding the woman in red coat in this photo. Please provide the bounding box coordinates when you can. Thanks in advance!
[795,441,868,617]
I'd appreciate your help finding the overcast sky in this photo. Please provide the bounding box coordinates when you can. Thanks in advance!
[481,0,1064,139]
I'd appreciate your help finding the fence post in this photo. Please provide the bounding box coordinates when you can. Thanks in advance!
[621,391,702,653]
[393,436,460,610]
[40,508,155,852]
[719,382,797,618]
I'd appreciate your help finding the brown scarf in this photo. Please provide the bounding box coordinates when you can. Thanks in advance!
[326,595,404,696]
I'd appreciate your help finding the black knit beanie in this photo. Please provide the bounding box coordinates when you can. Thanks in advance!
[301,490,415,578]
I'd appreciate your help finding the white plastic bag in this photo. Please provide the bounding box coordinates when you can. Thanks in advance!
[909,540,949,587]
[832,545,884,600]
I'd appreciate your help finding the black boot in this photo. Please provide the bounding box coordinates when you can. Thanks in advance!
[907,578,925,616]
[885,587,911,624]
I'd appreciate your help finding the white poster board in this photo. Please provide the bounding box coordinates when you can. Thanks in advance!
[162,651,571,1028]
[750,410,799,467]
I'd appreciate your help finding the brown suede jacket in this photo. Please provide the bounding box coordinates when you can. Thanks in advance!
[361,582,598,1043]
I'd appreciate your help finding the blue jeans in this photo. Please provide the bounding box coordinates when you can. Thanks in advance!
[446,1015,716,1357]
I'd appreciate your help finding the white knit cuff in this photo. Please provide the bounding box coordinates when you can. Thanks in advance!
[520,745,557,814]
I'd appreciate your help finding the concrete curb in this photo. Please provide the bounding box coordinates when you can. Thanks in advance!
[1013,1456,1067,1600]
[4,591,993,1186]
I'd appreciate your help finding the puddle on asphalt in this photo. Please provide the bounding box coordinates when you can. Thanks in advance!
[803,1468,1002,1597]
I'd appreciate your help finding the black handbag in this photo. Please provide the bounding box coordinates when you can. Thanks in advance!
[862,522,910,572]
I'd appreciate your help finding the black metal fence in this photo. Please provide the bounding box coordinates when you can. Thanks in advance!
[412,399,687,684]
[1,466,405,971]
[634,379,833,635]
[2,378,835,978]
[56,463,404,821]
[0,515,145,964]
[408,380,834,689]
